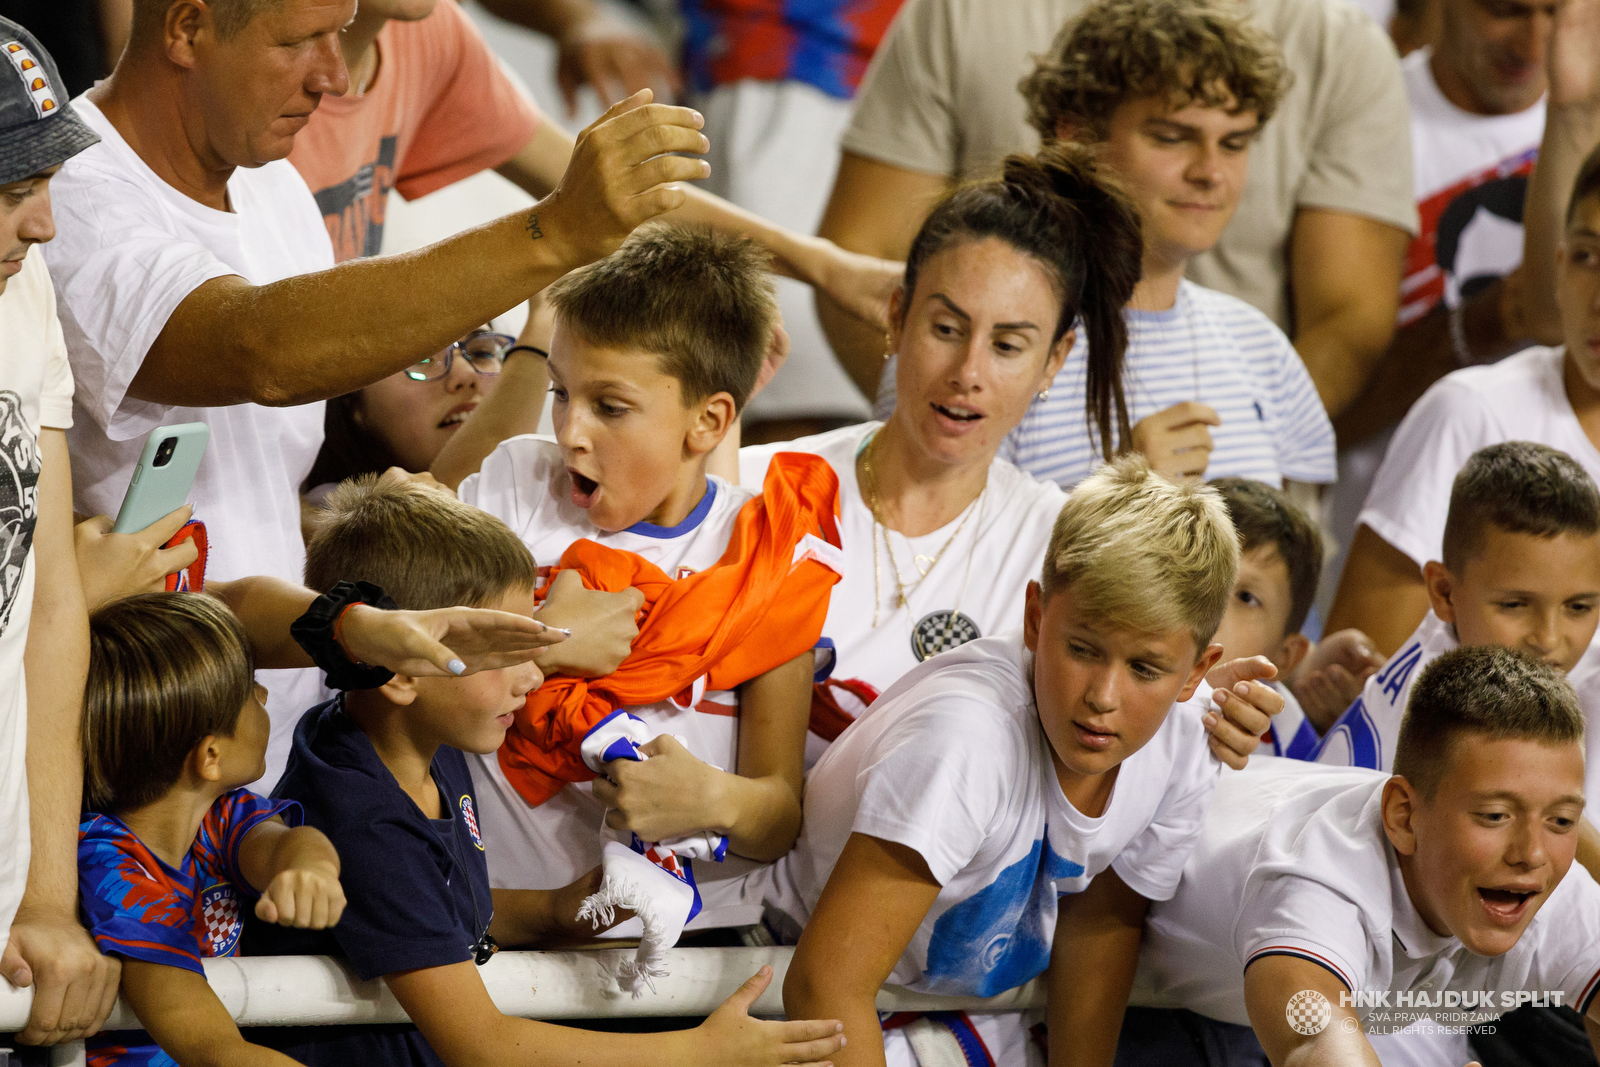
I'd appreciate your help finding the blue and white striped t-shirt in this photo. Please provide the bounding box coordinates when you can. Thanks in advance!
[879,281,1336,490]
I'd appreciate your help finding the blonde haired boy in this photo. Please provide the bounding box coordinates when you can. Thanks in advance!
[772,457,1261,1066]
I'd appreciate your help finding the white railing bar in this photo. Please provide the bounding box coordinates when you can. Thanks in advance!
[0,947,1046,1033]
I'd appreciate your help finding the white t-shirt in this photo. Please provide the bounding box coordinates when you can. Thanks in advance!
[876,283,1335,490]
[0,252,76,941]
[1328,55,1544,592]
[1400,49,1544,327]
[43,98,335,787]
[741,424,1065,756]
[1132,757,1600,1026]
[1312,611,1600,805]
[1358,347,1600,568]
[752,631,1220,997]
[1265,682,1319,761]
[459,435,763,891]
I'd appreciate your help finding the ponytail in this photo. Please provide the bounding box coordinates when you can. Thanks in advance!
[902,143,1143,461]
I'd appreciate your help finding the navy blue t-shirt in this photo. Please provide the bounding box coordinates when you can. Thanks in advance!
[243,697,494,1066]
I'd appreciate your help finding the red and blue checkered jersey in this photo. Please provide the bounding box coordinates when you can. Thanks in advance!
[680,0,905,99]
[78,789,301,1067]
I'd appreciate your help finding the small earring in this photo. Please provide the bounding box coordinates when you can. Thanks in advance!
[1037,389,1050,402]
[884,350,895,362]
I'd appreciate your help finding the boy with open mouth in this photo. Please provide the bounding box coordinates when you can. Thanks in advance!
[1126,645,1600,1065]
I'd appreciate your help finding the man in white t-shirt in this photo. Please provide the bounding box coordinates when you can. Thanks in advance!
[1125,647,1600,1065]
[774,460,1270,1067]
[42,0,717,784]
[813,0,1418,424]
[1330,143,1600,653]
[1328,0,1600,650]
[0,17,122,1047]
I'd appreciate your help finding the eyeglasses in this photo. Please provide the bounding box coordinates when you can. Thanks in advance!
[404,330,516,382]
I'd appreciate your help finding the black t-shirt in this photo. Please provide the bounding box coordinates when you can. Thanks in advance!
[243,697,495,1066]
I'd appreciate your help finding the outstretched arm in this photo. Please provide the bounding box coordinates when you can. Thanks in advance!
[236,818,346,930]
[785,833,944,1067]
[207,574,562,675]
[1048,869,1150,1067]
[1245,954,1377,1067]
[120,962,303,1067]
[498,123,904,334]
[815,152,950,397]
[130,94,709,410]
[389,960,844,1067]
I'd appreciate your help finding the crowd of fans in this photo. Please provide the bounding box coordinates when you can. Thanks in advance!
[6,0,1600,1064]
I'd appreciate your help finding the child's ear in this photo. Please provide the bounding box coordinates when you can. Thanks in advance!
[1273,632,1312,679]
[1180,642,1226,702]
[1023,581,1044,653]
[378,673,421,706]
[1381,776,1422,857]
[685,392,736,458]
[191,736,225,783]
[1422,560,1457,623]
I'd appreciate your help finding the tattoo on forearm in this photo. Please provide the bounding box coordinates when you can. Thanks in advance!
[526,213,544,240]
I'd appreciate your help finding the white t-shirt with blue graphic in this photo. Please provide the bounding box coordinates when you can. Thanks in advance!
[1311,611,1600,803]
[875,281,1335,490]
[761,630,1221,997]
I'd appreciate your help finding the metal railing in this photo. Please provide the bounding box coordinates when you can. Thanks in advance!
[2,947,1047,1067]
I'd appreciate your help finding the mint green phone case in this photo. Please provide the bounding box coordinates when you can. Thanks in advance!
[112,423,210,534]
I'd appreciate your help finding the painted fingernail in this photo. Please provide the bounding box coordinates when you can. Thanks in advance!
[447,658,466,676]
[550,627,572,636]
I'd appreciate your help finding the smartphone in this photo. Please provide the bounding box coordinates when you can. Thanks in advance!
[113,423,210,534]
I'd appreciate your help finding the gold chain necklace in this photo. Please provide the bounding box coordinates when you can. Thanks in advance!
[859,433,984,628]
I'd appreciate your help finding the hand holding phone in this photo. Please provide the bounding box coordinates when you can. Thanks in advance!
[75,507,201,610]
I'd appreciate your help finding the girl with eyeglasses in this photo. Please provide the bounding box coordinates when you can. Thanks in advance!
[301,320,548,507]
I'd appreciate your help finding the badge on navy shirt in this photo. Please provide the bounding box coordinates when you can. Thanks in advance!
[459,794,484,851]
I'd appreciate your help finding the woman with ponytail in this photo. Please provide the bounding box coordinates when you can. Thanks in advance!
[877,0,1333,494]
[739,144,1276,761]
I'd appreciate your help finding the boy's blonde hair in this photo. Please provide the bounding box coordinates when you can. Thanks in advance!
[84,593,254,812]
[306,474,538,610]
[1041,456,1239,652]
[545,224,778,411]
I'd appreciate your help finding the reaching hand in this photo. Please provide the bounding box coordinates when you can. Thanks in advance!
[748,320,792,404]
[593,734,719,843]
[74,506,200,610]
[0,912,121,1045]
[1204,656,1283,769]
[556,12,682,114]
[340,603,564,677]
[693,966,846,1067]
[551,866,631,939]
[1290,628,1384,732]
[255,865,347,930]
[534,569,643,678]
[537,90,711,269]
[1130,402,1221,483]
[815,242,904,332]
[1548,0,1600,109]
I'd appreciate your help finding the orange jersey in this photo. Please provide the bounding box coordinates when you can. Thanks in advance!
[498,453,844,807]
